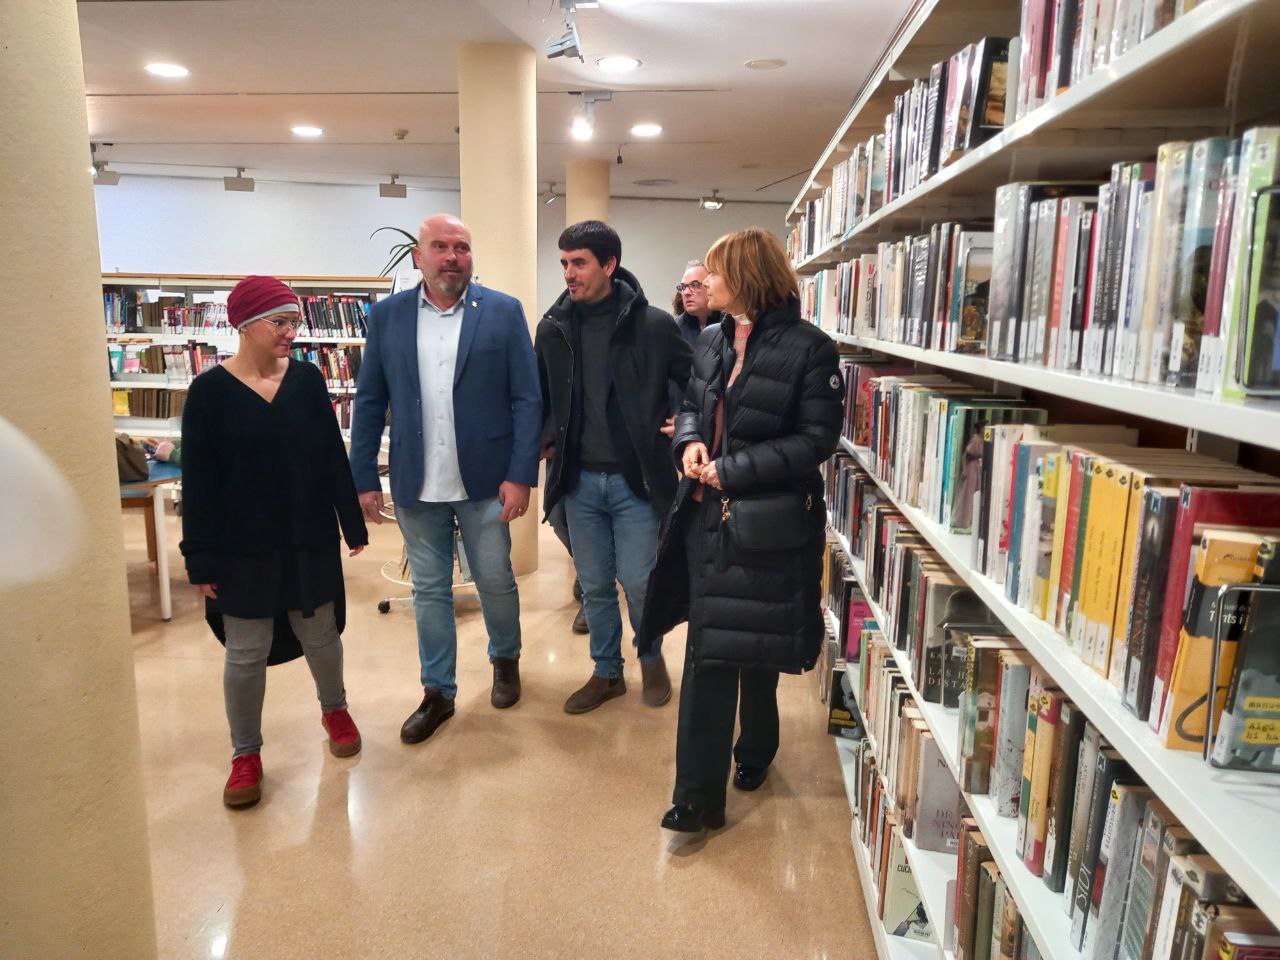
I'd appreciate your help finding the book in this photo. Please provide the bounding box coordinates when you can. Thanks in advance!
[1140,826,1199,960]
[1043,699,1087,893]
[1071,746,1132,945]
[1117,798,1182,960]
[992,650,1035,817]
[1210,535,1280,770]
[976,862,1001,960]
[1085,782,1153,960]
[1024,687,1065,876]
[1159,528,1267,751]
[958,824,995,960]
[916,730,963,853]
[1148,854,1248,960]
[1017,667,1049,858]
[1167,137,1236,388]
[1150,486,1280,733]
[885,829,935,942]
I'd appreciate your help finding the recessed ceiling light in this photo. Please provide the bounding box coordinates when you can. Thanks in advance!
[145,63,189,78]
[745,58,787,71]
[630,122,662,138]
[597,56,641,73]
[292,125,324,138]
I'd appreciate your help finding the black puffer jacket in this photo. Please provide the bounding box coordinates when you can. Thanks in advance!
[536,267,693,518]
[638,297,843,673]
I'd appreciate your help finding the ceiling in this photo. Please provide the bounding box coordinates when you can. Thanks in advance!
[79,0,911,203]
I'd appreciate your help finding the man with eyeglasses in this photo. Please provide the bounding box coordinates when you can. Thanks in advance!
[666,261,724,418]
[349,213,541,745]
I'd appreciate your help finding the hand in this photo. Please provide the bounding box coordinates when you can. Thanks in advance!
[681,441,710,480]
[540,441,555,461]
[154,440,176,462]
[196,583,218,599]
[659,416,676,438]
[349,545,366,557]
[498,481,531,523]
[359,490,384,524]
[701,459,722,490]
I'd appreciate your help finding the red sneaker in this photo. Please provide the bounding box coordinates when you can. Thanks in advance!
[322,708,362,758]
[223,753,263,808]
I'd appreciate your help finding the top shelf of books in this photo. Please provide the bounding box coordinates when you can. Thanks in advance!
[787,0,1280,252]
[102,273,394,291]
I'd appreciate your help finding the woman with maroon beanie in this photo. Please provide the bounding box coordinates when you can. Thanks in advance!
[180,275,368,808]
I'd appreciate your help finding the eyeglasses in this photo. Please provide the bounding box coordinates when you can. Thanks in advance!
[260,316,305,333]
[676,281,705,293]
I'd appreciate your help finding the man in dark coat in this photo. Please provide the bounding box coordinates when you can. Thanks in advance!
[536,220,693,715]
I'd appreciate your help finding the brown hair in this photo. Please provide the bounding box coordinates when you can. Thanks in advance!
[704,228,799,318]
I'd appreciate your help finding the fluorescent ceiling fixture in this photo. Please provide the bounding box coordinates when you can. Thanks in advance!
[145,62,189,78]
[571,116,594,141]
[630,122,662,138]
[744,58,786,71]
[291,125,324,137]
[596,56,641,73]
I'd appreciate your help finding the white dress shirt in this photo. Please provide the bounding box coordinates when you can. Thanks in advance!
[416,284,470,503]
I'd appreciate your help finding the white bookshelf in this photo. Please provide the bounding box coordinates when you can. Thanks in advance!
[790,0,1280,271]
[826,333,1280,453]
[106,332,366,346]
[834,435,1280,922]
[805,0,1280,951]
[837,738,942,960]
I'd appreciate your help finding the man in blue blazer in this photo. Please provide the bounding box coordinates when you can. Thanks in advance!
[349,213,541,744]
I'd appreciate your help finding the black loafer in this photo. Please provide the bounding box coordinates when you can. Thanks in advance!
[733,763,769,792]
[660,804,726,833]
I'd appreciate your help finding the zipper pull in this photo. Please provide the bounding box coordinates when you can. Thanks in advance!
[716,497,731,571]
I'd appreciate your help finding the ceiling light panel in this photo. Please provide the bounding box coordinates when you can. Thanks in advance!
[145,63,189,78]
[630,123,662,138]
[596,56,640,73]
[291,126,324,137]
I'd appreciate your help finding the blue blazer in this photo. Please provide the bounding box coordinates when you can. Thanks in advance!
[349,283,542,506]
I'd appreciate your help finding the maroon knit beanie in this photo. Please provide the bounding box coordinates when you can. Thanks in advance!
[227,275,301,329]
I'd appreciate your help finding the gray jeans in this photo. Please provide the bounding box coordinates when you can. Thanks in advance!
[223,603,347,757]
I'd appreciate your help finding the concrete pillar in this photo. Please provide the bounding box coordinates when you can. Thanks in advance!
[0,1,158,957]
[565,159,611,226]
[457,43,539,576]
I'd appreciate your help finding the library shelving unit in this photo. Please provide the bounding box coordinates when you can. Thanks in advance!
[104,273,391,438]
[794,1,1280,958]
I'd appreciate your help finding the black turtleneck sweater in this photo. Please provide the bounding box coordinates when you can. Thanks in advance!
[575,289,620,471]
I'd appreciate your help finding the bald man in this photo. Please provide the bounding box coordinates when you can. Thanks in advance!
[350,213,541,744]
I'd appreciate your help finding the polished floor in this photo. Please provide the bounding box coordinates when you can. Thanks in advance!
[125,505,874,960]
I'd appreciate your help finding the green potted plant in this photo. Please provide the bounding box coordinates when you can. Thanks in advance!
[369,226,418,276]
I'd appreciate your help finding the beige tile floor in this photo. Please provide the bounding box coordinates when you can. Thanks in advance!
[124,504,874,960]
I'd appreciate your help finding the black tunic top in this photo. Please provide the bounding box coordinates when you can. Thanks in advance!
[179,359,368,662]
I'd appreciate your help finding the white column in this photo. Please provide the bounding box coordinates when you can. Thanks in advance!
[0,1,159,956]
[457,43,540,576]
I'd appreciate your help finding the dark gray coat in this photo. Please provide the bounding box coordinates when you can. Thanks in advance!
[638,297,843,673]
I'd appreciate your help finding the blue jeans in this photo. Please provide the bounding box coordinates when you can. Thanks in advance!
[562,470,663,679]
[396,497,521,699]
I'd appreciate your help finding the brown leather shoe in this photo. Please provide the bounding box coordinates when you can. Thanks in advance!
[640,654,672,707]
[491,656,521,709]
[400,688,455,744]
[563,674,626,714]
[572,605,589,634]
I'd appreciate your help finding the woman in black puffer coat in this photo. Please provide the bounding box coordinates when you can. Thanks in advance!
[638,227,843,833]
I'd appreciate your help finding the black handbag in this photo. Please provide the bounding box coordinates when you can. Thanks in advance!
[716,491,814,566]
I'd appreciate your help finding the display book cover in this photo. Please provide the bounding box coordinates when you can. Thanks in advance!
[827,662,867,740]
[882,828,934,942]
[1150,485,1280,739]
[1209,533,1280,770]
[1159,527,1268,752]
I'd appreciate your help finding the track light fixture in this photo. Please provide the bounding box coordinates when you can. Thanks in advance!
[92,161,121,186]
[223,167,255,192]
[544,182,562,205]
[570,90,612,142]
[546,3,583,62]
[379,174,407,198]
[699,189,725,211]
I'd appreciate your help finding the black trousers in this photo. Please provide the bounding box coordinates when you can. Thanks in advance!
[672,496,780,812]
